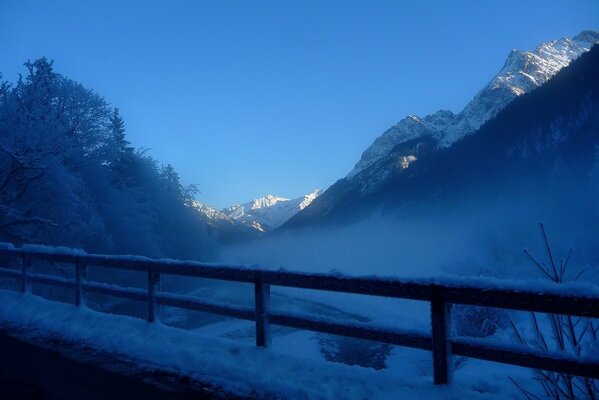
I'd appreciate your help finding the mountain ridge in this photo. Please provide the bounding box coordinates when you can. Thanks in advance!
[282,36,599,230]
[192,189,323,239]
[223,189,323,231]
[348,30,599,179]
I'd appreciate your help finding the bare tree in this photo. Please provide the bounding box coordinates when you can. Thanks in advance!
[511,223,598,400]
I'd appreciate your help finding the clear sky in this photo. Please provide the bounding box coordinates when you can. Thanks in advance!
[1,1,597,208]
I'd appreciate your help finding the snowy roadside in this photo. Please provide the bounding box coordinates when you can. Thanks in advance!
[0,290,521,400]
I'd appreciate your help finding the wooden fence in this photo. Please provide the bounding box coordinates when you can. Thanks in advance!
[0,244,598,385]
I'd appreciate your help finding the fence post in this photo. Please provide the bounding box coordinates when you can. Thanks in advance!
[254,271,271,347]
[21,256,32,293]
[75,257,87,306]
[147,267,160,323]
[431,284,452,384]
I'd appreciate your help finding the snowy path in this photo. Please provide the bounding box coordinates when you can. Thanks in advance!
[0,290,520,400]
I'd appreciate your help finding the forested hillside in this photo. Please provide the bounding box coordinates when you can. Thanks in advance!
[0,58,214,260]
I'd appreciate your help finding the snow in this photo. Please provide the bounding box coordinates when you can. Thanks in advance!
[20,243,88,256]
[190,200,239,230]
[0,290,519,399]
[193,190,323,234]
[222,189,323,231]
[0,242,15,251]
[0,242,87,255]
[226,194,291,220]
[438,33,598,148]
[398,155,417,169]
[347,30,599,178]
[347,113,449,179]
[2,244,596,398]
[452,336,599,365]
[191,201,234,223]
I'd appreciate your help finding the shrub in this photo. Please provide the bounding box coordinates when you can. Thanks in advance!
[511,224,598,400]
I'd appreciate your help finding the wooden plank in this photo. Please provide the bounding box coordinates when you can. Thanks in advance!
[2,244,598,318]
[28,273,74,288]
[81,254,258,282]
[269,313,432,350]
[0,267,21,279]
[82,281,148,302]
[156,292,255,321]
[1,268,76,289]
[80,255,148,272]
[254,273,271,347]
[431,285,451,384]
[147,271,160,323]
[75,259,87,306]
[262,270,432,300]
[150,262,257,283]
[442,286,599,318]
[21,256,32,293]
[451,338,599,380]
[0,248,19,258]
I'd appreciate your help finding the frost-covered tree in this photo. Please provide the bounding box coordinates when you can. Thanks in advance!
[0,58,213,260]
[108,108,136,189]
[160,164,181,195]
[0,58,98,244]
[159,163,199,205]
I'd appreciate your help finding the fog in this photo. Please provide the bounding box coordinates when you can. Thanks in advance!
[220,179,599,284]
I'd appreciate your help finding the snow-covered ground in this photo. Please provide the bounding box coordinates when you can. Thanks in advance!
[0,290,526,399]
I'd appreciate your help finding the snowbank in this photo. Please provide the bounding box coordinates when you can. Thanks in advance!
[0,290,516,400]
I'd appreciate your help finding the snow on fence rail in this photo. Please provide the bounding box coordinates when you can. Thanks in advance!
[0,243,598,385]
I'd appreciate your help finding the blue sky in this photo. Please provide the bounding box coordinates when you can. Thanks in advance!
[1,1,597,208]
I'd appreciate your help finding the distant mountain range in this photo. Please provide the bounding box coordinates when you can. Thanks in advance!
[224,190,323,231]
[192,189,322,240]
[282,30,599,229]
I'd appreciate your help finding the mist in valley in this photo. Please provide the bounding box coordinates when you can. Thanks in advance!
[220,176,599,285]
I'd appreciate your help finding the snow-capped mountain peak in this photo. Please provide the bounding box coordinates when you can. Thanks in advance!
[190,201,233,223]
[297,188,323,211]
[192,189,323,237]
[348,30,599,177]
[223,190,322,231]
[491,36,594,95]
[437,32,597,148]
[225,194,290,220]
[347,112,451,178]
[249,194,290,210]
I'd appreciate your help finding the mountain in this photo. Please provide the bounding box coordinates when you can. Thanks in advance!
[224,190,323,231]
[283,35,599,229]
[190,201,237,231]
[348,30,599,179]
[190,201,260,242]
[191,189,322,240]
[224,194,289,231]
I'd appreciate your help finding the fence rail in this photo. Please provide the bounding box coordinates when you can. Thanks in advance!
[0,244,598,385]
